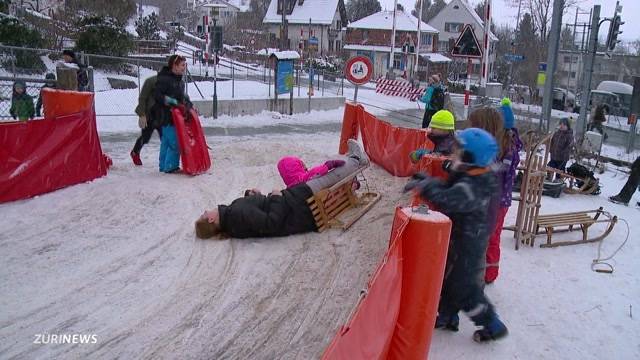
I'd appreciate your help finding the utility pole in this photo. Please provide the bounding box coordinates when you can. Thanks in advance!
[540,0,565,133]
[480,0,492,91]
[414,0,424,80]
[280,0,288,50]
[506,0,522,93]
[389,0,398,76]
[577,5,600,138]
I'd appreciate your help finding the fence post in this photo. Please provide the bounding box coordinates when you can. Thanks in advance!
[297,67,300,97]
[137,61,141,96]
[341,75,344,96]
[232,58,235,98]
[11,48,16,77]
[322,70,325,96]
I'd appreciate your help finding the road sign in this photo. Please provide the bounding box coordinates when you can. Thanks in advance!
[504,54,525,62]
[344,56,373,85]
[309,36,319,45]
[451,24,483,58]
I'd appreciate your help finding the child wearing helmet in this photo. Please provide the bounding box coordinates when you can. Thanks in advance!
[404,127,508,343]
[409,110,456,163]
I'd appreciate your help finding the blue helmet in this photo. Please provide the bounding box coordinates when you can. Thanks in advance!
[455,128,498,167]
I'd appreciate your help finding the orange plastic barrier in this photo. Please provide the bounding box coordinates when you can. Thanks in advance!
[387,206,452,360]
[1,89,108,204]
[339,103,434,177]
[322,207,452,360]
[338,102,361,155]
[321,223,404,359]
[42,88,94,119]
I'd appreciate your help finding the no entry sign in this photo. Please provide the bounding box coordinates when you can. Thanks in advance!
[344,56,373,85]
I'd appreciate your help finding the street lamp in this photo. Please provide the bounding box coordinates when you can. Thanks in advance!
[202,3,226,119]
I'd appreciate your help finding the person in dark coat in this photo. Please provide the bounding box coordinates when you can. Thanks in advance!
[405,128,508,343]
[587,104,608,141]
[609,156,640,207]
[62,50,89,91]
[548,117,574,175]
[195,140,370,239]
[420,74,445,128]
[130,75,160,166]
[151,54,192,173]
[35,73,56,117]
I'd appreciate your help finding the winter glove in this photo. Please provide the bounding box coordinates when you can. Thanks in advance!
[138,115,147,129]
[409,148,431,164]
[403,172,433,193]
[164,96,179,106]
[324,159,346,170]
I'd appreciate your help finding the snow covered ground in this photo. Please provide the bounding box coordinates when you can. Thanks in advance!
[1,105,639,358]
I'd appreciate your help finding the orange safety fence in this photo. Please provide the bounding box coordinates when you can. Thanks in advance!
[322,207,452,360]
[339,102,435,177]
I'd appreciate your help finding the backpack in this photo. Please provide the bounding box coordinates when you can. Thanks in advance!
[566,163,601,195]
[430,86,445,110]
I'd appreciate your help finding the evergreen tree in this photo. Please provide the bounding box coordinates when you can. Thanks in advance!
[346,0,381,22]
[135,12,160,40]
[412,0,445,22]
[65,0,136,24]
[76,15,133,68]
[0,17,45,73]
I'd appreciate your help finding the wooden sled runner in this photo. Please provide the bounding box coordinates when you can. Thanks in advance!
[535,207,618,248]
[545,166,600,195]
[307,165,381,232]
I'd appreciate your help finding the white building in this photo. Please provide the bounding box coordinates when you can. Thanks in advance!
[188,0,241,27]
[343,10,441,79]
[428,0,498,80]
[263,0,349,55]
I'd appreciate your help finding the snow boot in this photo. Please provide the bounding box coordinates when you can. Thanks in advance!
[473,317,508,342]
[434,313,459,332]
[131,151,142,166]
[608,195,628,206]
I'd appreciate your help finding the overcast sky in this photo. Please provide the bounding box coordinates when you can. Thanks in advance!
[379,0,640,41]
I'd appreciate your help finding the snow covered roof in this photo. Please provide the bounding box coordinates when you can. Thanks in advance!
[269,51,301,60]
[419,52,452,63]
[226,0,251,12]
[440,0,497,41]
[344,44,403,53]
[263,0,341,25]
[348,10,438,33]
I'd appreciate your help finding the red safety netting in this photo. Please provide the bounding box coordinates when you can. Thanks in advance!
[0,89,109,204]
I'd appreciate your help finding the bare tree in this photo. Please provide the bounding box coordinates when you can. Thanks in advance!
[507,0,582,42]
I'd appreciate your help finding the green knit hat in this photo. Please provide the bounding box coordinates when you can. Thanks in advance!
[501,97,512,107]
[429,110,455,130]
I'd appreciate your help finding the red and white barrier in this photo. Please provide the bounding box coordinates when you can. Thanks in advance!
[375,78,425,102]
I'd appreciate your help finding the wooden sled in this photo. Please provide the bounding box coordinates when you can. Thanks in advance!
[535,207,618,248]
[307,166,381,232]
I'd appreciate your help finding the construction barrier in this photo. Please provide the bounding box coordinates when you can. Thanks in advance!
[340,102,434,177]
[322,207,452,359]
[376,78,425,102]
[0,89,109,204]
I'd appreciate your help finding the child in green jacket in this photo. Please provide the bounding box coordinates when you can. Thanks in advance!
[10,80,35,121]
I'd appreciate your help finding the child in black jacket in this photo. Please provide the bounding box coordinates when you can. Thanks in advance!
[405,128,508,342]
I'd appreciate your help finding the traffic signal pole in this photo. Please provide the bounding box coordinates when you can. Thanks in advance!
[577,6,600,138]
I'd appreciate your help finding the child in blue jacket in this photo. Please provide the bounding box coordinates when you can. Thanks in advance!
[405,128,508,342]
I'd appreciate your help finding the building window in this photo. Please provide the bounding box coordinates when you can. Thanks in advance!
[438,40,449,52]
[336,20,341,29]
[563,55,571,63]
[335,40,341,50]
[329,40,334,51]
[445,22,463,33]
[420,33,432,46]
[363,30,368,40]
[393,53,402,69]
[571,71,576,78]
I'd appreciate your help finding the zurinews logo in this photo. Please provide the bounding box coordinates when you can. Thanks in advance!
[34,334,98,344]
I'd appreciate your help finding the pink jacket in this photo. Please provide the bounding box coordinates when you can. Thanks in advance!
[277,156,329,188]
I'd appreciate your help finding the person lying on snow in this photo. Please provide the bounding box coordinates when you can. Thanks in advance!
[276,153,363,191]
[195,140,369,239]
[404,128,508,343]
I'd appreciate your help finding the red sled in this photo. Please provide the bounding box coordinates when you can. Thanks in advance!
[171,107,211,175]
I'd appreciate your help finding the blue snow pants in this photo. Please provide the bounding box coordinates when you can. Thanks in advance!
[159,125,180,172]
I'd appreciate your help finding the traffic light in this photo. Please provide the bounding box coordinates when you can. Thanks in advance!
[606,15,624,52]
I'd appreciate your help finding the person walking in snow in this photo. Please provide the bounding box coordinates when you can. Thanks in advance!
[151,55,192,173]
[548,117,574,177]
[420,74,445,128]
[609,156,640,207]
[35,73,56,117]
[195,140,369,239]
[485,98,523,284]
[404,128,508,342]
[10,80,35,121]
[130,75,161,166]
